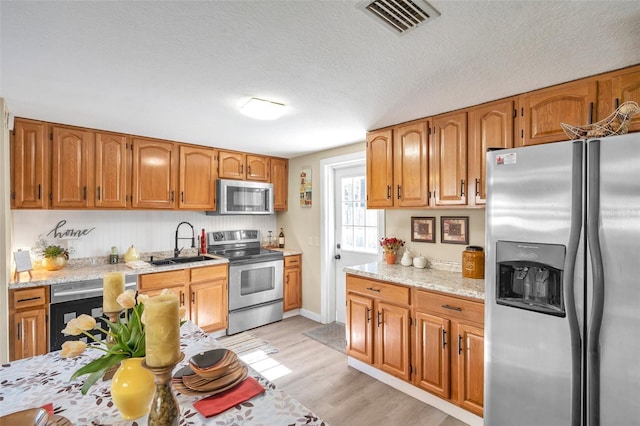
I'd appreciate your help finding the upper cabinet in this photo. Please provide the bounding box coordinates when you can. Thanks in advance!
[131,137,178,209]
[51,125,95,208]
[246,154,270,181]
[179,145,217,210]
[218,150,270,181]
[11,118,49,209]
[95,132,129,209]
[393,121,430,208]
[366,129,394,208]
[431,111,467,206]
[517,79,598,147]
[468,99,515,206]
[597,66,640,134]
[271,157,288,211]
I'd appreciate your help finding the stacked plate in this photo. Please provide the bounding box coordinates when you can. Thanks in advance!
[172,349,248,396]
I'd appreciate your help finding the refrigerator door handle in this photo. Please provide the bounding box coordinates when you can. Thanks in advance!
[565,141,584,426]
[587,139,605,426]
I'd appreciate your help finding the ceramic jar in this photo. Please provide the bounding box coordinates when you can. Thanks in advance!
[400,249,413,266]
[413,256,427,269]
[111,357,155,420]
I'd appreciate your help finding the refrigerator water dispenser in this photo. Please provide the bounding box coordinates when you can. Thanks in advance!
[496,241,565,317]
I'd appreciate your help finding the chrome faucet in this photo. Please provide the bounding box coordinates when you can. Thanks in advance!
[174,221,195,257]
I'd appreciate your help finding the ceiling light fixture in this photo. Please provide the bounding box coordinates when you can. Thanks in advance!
[240,97,286,120]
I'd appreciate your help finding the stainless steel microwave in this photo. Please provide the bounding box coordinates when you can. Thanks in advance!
[207,179,274,215]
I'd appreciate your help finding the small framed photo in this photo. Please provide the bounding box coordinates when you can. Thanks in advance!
[411,217,435,243]
[441,216,469,244]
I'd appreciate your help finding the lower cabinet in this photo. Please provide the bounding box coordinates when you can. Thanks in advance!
[414,289,484,417]
[345,274,485,417]
[139,264,228,333]
[346,275,411,381]
[9,286,49,361]
[283,254,302,311]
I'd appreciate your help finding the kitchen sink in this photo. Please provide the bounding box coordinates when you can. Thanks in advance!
[149,255,213,266]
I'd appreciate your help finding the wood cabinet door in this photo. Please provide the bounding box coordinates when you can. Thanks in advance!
[393,121,429,207]
[218,150,246,180]
[518,79,598,146]
[607,67,640,133]
[246,155,270,181]
[346,293,374,364]
[366,129,394,208]
[131,137,177,209]
[431,111,467,206]
[414,311,451,399]
[95,132,128,208]
[283,265,302,311]
[468,99,515,206]
[271,157,288,211]
[376,301,411,381]
[456,322,484,417]
[13,308,47,360]
[179,145,216,210]
[11,119,49,209]
[190,280,228,332]
[51,126,94,208]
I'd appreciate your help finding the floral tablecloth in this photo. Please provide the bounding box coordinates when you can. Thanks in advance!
[0,322,326,425]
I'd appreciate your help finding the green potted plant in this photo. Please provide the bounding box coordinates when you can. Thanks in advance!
[41,244,69,271]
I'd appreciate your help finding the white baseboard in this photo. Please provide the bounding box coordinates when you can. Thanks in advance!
[298,308,321,323]
[347,357,483,426]
[283,309,300,319]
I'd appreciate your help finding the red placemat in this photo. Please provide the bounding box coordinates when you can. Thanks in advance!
[193,377,265,417]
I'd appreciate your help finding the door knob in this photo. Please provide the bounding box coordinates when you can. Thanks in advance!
[335,254,341,259]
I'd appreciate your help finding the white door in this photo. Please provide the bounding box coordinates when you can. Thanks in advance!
[334,165,383,323]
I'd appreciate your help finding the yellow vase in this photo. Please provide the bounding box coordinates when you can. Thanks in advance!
[110,357,155,420]
[42,256,67,271]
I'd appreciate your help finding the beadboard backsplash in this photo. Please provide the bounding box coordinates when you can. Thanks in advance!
[12,210,277,260]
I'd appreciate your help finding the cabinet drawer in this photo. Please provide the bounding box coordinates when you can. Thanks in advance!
[190,264,227,282]
[284,255,301,268]
[415,290,484,325]
[12,287,47,310]
[139,269,187,290]
[347,275,410,306]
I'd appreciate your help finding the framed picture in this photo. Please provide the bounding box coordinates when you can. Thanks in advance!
[411,217,435,243]
[300,168,312,207]
[441,216,469,244]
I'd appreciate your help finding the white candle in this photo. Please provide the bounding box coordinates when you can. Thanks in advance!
[103,272,125,313]
[144,293,181,367]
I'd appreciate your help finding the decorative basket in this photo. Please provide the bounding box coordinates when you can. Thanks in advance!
[560,101,640,139]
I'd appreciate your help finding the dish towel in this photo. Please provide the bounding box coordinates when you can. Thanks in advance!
[193,377,265,417]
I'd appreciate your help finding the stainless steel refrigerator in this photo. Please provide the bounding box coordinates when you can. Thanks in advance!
[484,133,640,426]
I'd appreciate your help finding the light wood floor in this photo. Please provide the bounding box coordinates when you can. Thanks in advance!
[250,315,468,426]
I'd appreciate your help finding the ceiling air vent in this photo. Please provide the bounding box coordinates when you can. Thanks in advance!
[358,0,440,35]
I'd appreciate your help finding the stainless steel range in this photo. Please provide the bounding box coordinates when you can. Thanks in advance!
[207,230,284,335]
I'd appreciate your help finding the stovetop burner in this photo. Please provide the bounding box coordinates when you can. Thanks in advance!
[206,229,283,264]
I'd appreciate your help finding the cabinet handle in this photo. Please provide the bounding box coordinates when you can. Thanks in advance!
[37,184,41,200]
[377,311,382,327]
[615,98,620,109]
[442,329,447,349]
[589,102,594,124]
[366,287,381,293]
[247,165,251,175]
[458,334,463,355]
[286,275,290,284]
[240,164,244,174]
[83,186,87,200]
[191,292,195,304]
[386,185,391,200]
[181,191,184,203]
[97,186,101,200]
[475,178,480,196]
[397,185,401,200]
[366,307,371,323]
[17,296,42,303]
[460,180,465,197]
[180,291,184,305]
[170,191,175,202]
[442,304,462,312]
[17,322,21,340]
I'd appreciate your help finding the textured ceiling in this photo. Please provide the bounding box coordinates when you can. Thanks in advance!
[2,1,640,158]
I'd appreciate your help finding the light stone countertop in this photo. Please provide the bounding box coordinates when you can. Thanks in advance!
[264,247,303,256]
[9,254,229,290]
[344,261,485,300]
